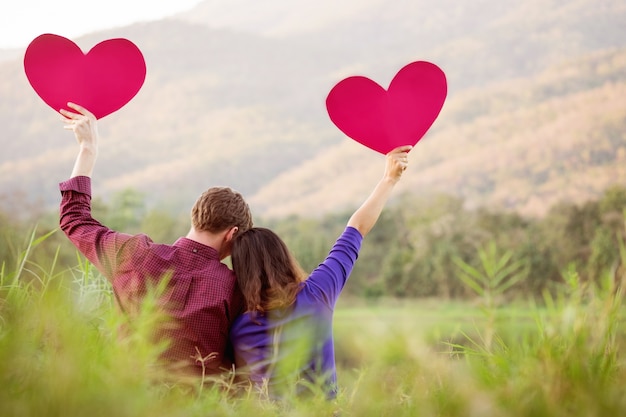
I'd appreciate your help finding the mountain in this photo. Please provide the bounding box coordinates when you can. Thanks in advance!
[251,47,626,218]
[0,0,625,220]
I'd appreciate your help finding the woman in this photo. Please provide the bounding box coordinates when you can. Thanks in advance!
[230,145,411,399]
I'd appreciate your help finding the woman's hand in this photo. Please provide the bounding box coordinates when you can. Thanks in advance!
[384,145,413,183]
[347,144,413,237]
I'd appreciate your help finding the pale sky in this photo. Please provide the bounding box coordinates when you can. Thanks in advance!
[0,0,204,49]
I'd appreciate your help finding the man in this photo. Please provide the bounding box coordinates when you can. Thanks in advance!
[58,102,253,378]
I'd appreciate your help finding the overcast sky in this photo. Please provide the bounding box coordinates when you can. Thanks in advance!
[0,0,203,49]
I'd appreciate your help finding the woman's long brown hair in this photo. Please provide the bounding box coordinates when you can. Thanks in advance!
[231,227,306,313]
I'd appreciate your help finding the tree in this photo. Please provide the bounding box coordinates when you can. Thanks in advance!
[103,188,147,233]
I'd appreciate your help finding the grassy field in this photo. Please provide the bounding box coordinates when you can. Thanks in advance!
[1,234,625,416]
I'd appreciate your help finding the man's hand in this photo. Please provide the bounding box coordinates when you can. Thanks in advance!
[61,103,99,178]
[60,102,98,148]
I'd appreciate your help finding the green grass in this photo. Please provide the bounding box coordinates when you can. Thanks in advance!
[1,231,626,416]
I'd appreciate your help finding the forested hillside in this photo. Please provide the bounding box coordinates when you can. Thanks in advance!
[253,47,626,217]
[0,0,624,220]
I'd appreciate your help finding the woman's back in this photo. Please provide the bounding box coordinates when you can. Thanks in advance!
[230,145,411,399]
[230,227,362,398]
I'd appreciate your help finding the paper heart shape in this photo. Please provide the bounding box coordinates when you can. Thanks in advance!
[326,61,447,154]
[24,33,146,119]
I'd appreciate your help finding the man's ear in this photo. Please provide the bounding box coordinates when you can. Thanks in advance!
[225,226,239,242]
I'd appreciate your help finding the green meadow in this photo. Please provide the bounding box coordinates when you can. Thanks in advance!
[1,229,625,417]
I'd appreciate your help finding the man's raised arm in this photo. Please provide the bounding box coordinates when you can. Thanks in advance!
[60,102,99,178]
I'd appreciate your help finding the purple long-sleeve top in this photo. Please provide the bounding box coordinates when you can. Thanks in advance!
[229,226,363,398]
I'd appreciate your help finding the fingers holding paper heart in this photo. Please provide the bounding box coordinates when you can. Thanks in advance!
[60,103,99,147]
[386,145,413,181]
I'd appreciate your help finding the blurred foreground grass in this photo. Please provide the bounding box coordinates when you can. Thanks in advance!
[1,230,626,416]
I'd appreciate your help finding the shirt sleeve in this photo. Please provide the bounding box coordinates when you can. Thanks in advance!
[59,176,152,282]
[305,226,363,308]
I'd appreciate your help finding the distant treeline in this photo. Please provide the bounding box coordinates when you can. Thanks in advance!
[266,185,626,301]
[2,185,626,301]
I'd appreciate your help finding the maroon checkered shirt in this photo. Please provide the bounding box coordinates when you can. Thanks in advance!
[60,176,244,376]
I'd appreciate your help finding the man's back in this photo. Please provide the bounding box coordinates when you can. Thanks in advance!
[60,176,244,375]
[57,103,252,378]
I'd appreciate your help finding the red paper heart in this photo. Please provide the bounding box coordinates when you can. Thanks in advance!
[326,61,447,154]
[24,34,146,119]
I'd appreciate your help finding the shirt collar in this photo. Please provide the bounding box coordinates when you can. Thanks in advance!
[173,237,220,260]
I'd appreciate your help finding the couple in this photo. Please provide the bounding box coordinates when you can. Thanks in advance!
[58,103,410,398]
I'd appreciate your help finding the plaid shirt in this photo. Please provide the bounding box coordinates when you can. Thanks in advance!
[59,176,244,376]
